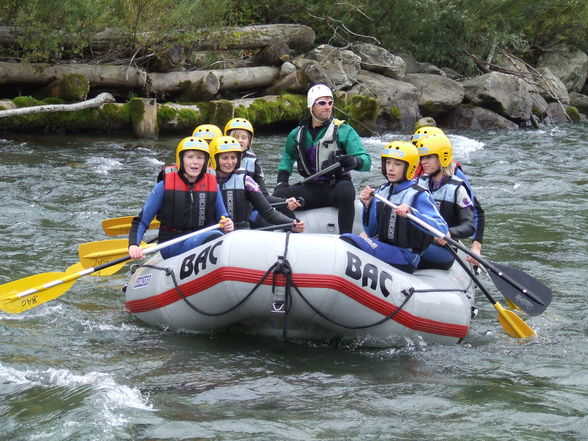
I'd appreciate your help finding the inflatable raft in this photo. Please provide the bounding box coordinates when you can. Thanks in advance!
[124,228,476,346]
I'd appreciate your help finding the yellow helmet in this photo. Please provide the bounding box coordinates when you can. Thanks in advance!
[381,141,419,180]
[224,118,254,137]
[209,135,242,170]
[415,134,453,168]
[192,124,222,143]
[175,137,210,170]
[224,117,254,148]
[410,126,445,145]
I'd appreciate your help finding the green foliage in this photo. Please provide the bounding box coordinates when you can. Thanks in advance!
[13,96,42,107]
[566,106,580,123]
[0,0,114,61]
[234,95,306,126]
[129,98,146,126]
[1,0,587,73]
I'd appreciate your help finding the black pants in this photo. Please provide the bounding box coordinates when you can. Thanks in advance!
[273,178,356,234]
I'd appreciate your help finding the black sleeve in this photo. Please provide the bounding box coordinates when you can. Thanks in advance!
[472,196,485,243]
[247,190,294,226]
[128,210,143,247]
[264,194,287,204]
[252,172,270,197]
[277,169,290,184]
[449,206,475,239]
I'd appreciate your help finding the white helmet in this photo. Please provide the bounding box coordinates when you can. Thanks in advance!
[307,84,333,108]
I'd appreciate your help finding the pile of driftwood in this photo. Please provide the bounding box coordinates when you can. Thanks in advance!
[0,24,316,101]
[0,24,322,138]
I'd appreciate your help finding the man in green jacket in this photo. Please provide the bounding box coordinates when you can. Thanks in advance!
[273,84,371,234]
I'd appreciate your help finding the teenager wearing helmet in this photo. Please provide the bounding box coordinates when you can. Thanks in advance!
[210,136,304,232]
[154,124,223,183]
[224,117,301,225]
[339,141,448,273]
[192,124,223,144]
[411,125,485,265]
[415,134,475,269]
[128,137,233,260]
[273,83,372,234]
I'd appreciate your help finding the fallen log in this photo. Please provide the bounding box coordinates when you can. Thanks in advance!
[147,66,280,95]
[182,24,316,51]
[0,93,115,118]
[0,61,146,89]
[0,24,315,52]
[178,72,221,101]
[264,71,309,95]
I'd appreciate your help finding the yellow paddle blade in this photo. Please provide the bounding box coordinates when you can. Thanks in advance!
[66,262,84,273]
[505,298,521,311]
[494,302,536,338]
[101,216,160,236]
[78,239,154,276]
[0,272,75,314]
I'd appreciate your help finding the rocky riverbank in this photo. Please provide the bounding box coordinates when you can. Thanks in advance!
[0,24,587,138]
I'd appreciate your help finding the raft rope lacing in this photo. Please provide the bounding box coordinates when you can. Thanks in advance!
[138,234,469,339]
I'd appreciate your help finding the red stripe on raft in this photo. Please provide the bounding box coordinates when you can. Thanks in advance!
[125,266,469,338]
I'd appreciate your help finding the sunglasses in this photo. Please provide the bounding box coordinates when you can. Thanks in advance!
[315,100,334,106]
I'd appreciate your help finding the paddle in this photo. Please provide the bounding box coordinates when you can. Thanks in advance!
[0,222,222,314]
[78,222,299,270]
[371,193,552,316]
[79,239,156,276]
[102,215,160,236]
[444,243,535,338]
[477,264,521,310]
[101,199,304,236]
[371,193,536,338]
[270,197,305,208]
[292,162,343,185]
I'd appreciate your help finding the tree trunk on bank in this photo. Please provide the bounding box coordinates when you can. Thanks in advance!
[0,24,315,52]
[178,72,221,101]
[0,92,115,118]
[264,71,309,95]
[147,66,280,95]
[190,24,315,50]
[0,61,146,89]
[0,61,279,96]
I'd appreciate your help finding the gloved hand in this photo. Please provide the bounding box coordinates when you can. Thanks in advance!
[337,154,361,171]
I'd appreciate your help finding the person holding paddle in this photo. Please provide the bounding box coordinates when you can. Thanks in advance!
[128,137,234,260]
[414,134,475,270]
[272,84,371,234]
[210,135,304,232]
[340,141,447,273]
[411,124,486,264]
[224,117,301,227]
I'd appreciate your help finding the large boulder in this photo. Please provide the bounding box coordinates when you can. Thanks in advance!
[543,102,579,124]
[403,73,464,118]
[398,53,445,76]
[299,44,361,89]
[440,104,519,130]
[537,46,588,93]
[531,67,570,104]
[290,58,331,88]
[348,42,406,79]
[462,71,533,122]
[530,91,550,119]
[569,92,588,116]
[347,70,421,130]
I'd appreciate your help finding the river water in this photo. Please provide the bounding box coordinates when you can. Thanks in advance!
[0,124,586,440]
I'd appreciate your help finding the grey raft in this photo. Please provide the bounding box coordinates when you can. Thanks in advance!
[124,205,476,347]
